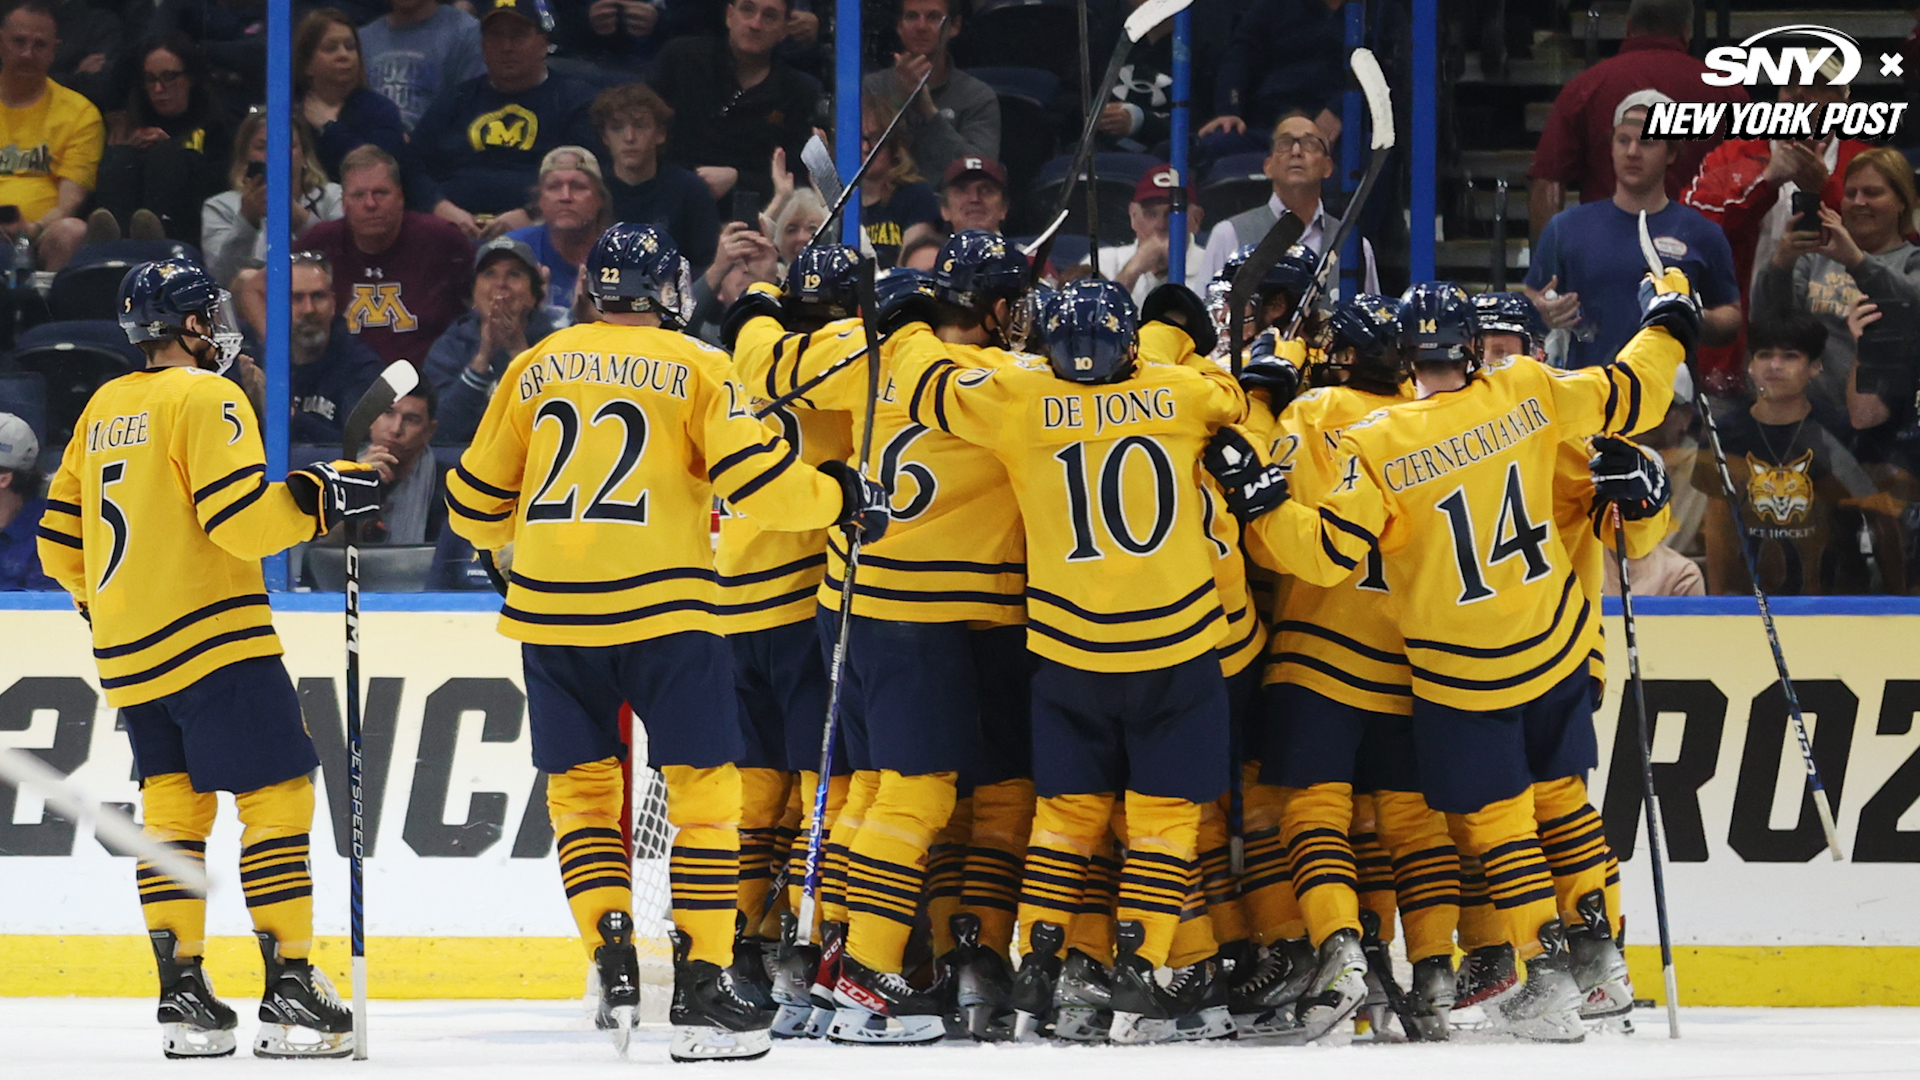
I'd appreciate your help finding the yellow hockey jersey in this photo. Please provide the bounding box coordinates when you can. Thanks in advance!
[1249,381,1417,716]
[445,321,846,646]
[731,309,1026,626]
[37,366,318,707]
[1553,436,1674,685]
[888,320,1245,672]
[716,318,855,632]
[1252,327,1681,710]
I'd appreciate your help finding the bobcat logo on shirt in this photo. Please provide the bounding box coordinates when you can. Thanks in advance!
[346,282,419,333]
[468,105,539,151]
[1746,451,1814,526]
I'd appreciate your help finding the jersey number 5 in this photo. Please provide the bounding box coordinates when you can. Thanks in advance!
[98,460,130,591]
[1056,437,1178,562]
[1434,461,1551,604]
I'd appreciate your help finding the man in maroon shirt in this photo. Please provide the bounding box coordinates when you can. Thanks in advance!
[297,144,473,369]
[1527,0,1748,244]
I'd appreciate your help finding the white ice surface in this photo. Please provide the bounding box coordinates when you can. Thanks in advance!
[4,1000,1917,1079]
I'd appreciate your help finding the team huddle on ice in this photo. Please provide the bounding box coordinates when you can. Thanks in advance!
[36,217,1698,1061]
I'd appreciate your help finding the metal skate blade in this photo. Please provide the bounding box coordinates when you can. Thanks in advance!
[609,1005,636,1057]
[253,1022,353,1059]
[671,1024,772,1062]
[824,1006,946,1045]
[161,1023,236,1058]
[772,1002,817,1038]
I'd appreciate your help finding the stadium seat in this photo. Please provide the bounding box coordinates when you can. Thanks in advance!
[0,370,50,470]
[1199,152,1274,227]
[3,320,142,446]
[304,544,438,593]
[49,239,202,323]
[968,68,1063,234]
[1032,152,1161,246]
[951,0,1081,83]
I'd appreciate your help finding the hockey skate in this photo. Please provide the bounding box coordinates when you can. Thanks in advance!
[1492,919,1585,1043]
[1357,911,1400,1040]
[1227,936,1313,1039]
[1008,921,1064,1041]
[1291,928,1368,1045]
[1052,948,1114,1042]
[771,913,822,1038]
[589,911,641,1053]
[1568,890,1633,1021]
[1455,942,1518,1020]
[826,955,950,1044]
[729,913,777,1013]
[1403,955,1455,1041]
[253,931,354,1059]
[151,930,237,1059]
[806,920,846,1038]
[669,929,775,1061]
[951,913,1015,1041]
[1107,921,1235,1045]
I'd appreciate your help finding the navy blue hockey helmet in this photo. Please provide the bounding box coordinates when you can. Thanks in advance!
[1015,281,1056,353]
[1399,282,1480,365]
[1470,291,1549,357]
[785,243,860,321]
[874,265,937,310]
[1208,241,1319,339]
[1043,278,1138,385]
[118,257,243,372]
[1322,294,1409,385]
[587,222,694,327]
[935,229,1030,313]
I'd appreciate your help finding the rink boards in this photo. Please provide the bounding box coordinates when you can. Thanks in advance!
[1,594,1917,1005]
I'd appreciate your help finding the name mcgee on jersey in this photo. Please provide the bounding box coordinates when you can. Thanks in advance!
[515,350,694,402]
[86,411,151,451]
[1378,396,1550,492]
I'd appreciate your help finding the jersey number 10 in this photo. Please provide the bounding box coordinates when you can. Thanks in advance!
[1056,437,1178,562]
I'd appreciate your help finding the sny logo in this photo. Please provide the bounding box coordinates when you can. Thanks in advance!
[1640,25,1908,141]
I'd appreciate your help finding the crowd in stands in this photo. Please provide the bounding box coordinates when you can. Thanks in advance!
[0,0,1918,598]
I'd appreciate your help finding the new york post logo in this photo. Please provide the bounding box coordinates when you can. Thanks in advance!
[1641,25,1908,140]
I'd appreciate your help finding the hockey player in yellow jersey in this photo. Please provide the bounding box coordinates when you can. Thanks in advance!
[37,259,383,1059]
[886,275,1247,1044]
[729,233,1029,1046]
[1213,274,1698,1041]
[444,224,889,1062]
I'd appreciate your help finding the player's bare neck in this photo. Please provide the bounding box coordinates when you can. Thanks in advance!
[937,324,989,346]
[145,342,203,370]
[601,311,663,328]
[1413,362,1468,398]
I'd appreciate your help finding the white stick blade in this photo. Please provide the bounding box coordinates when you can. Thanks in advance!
[1350,48,1394,151]
[1125,0,1192,42]
[378,360,419,400]
[0,749,211,895]
[1022,210,1071,257]
[803,135,843,206]
[1637,209,1667,278]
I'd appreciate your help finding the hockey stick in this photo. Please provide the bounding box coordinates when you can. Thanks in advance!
[0,749,212,894]
[795,259,888,945]
[802,134,844,213]
[807,31,941,250]
[1076,0,1099,274]
[338,360,420,1060]
[1610,502,1681,1039]
[1636,211,1843,861]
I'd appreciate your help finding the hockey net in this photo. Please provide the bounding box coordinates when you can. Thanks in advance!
[620,708,679,1022]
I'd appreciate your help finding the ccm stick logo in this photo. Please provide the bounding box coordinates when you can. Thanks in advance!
[1642,26,1908,140]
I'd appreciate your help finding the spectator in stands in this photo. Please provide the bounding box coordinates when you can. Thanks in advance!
[1526,93,1740,370]
[0,0,102,271]
[772,187,825,264]
[939,155,1008,235]
[1095,164,1207,305]
[356,382,447,545]
[651,0,819,202]
[1527,0,1746,246]
[425,235,565,444]
[406,0,600,238]
[899,233,940,271]
[1683,53,1866,398]
[1200,0,1345,150]
[859,94,939,268]
[359,0,484,131]
[1092,0,1194,157]
[692,218,778,342]
[553,0,663,76]
[0,412,52,591]
[204,112,344,286]
[298,8,406,183]
[1757,147,1920,420]
[860,0,997,185]
[289,251,386,445]
[1198,111,1378,292]
[300,143,472,368]
[93,33,232,249]
[506,145,610,310]
[47,0,119,112]
[593,82,719,270]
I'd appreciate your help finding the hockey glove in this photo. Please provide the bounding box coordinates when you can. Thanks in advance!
[1141,282,1218,357]
[1203,427,1291,522]
[1638,270,1701,353]
[821,459,891,544]
[1240,329,1304,407]
[1589,436,1670,520]
[719,285,788,351]
[286,460,383,535]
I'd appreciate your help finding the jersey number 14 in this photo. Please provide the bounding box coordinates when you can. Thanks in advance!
[1434,461,1551,604]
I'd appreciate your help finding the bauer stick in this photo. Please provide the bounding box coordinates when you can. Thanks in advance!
[1636,211,1843,860]
[338,360,420,1059]
[1609,502,1681,1038]
[0,749,212,894]
[795,259,888,945]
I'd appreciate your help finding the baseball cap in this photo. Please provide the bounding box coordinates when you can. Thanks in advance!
[0,413,38,472]
[479,0,556,33]
[942,156,1008,191]
[1614,89,1674,127]
[539,145,603,185]
[1132,164,1195,206]
[473,235,541,280]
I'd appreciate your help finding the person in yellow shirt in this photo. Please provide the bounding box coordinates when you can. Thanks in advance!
[0,0,103,269]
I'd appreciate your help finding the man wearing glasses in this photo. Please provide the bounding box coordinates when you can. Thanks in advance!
[1197,112,1377,296]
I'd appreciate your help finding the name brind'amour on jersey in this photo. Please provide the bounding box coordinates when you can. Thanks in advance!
[445,322,845,647]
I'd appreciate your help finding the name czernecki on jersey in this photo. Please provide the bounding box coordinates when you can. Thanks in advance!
[1380,396,1550,492]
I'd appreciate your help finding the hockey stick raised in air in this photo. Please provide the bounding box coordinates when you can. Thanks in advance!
[0,749,212,894]
[338,359,419,1060]
[1610,502,1681,1039]
[796,258,888,946]
[807,24,942,250]
[803,134,844,213]
[1637,210,1843,861]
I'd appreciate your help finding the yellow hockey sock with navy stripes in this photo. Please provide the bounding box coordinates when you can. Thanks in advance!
[549,758,633,959]
[1351,793,1397,944]
[1283,783,1359,947]
[1018,793,1112,955]
[735,767,790,931]
[664,764,743,967]
[1067,830,1121,961]
[1199,795,1249,945]
[819,770,877,927]
[845,771,957,973]
[1118,792,1201,968]
[1373,789,1460,963]
[1167,870,1217,968]
[962,779,1034,953]
[928,794,971,957]
[759,774,804,939]
[1532,777,1613,928]
[236,776,317,960]
[136,772,216,958]
[1455,790,1557,961]
[785,770,851,932]
[1240,781,1305,943]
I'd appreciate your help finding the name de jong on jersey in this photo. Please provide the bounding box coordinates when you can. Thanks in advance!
[1251,327,1681,710]
[889,320,1245,673]
[37,367,320,706]
[445,322,846,647]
